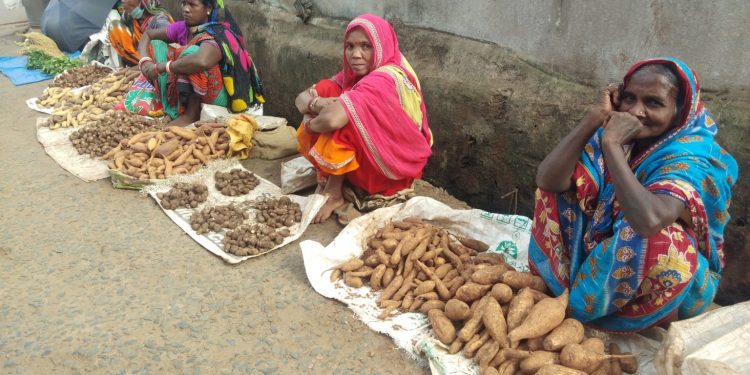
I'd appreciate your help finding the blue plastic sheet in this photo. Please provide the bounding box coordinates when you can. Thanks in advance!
[0,51,81,86]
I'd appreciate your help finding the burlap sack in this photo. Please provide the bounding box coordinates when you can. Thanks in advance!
[250,125,299,160]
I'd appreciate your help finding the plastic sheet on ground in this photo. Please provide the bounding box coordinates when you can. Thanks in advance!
[144,159,326,264]
[655,300,750,375]
[280,155,316,194]
[300,196,533,372]
[35,117,109,182]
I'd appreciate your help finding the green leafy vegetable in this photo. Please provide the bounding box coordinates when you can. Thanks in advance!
[26,50,83,75]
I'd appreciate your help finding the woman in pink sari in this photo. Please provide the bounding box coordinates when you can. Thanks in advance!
[295,14,433,223]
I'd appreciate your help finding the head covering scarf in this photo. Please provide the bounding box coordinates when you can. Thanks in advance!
[122,0,170,22]
[528,57,738,332]
[195,0,264,112]
[331,14,432,181]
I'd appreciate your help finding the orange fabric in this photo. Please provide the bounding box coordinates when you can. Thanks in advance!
[109,23,140,65]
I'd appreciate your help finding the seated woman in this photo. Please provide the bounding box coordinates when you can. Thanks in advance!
[530,58,738,333]
[109,0,173,66]
[295,14,433,224]
[135,0,264,126]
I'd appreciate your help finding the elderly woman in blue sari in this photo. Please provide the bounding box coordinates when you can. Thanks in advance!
[531,58,738,333]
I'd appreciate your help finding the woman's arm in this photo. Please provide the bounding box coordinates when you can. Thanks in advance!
[535,86,619,192]
[308,100,349,133]
[154,43,221,76]
[602,112,687,237]
[137,28,169,62]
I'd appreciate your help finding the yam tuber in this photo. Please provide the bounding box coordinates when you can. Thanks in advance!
[507,289,569,347]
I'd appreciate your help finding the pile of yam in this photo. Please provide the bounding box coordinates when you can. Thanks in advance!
[254,196,302,228]
[41,67,140,129]
[330,217,638,375]
[223,223,291,257]
[103,122,229,180]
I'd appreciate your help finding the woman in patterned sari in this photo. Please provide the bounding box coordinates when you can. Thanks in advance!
[135,0,264,125]
[531,58,738,333]
[294,14,433,224]
[108,0,173,66]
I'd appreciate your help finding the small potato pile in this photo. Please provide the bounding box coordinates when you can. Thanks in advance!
[190,204,249,234]
[157,183,208,210]
[49,64,113,88]
[42,67,140,129]
[214,169,260,196]
[104,123,229,180]
[254,196,302,228]
[331,218,637,375]
[223,223,291,257]
[69,111,159,157]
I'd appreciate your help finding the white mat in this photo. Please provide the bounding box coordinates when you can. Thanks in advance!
[300,196,533,372]
[35,117,110,182]
[145,160,326,264]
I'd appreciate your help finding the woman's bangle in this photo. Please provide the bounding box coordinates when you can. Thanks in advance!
[165,60,172,75]
[307,96,320,114]
[138,56,153,69]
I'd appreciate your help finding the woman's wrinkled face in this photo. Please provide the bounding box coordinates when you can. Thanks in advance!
[181,0,211,26]
[122,0,140,14]
[618,70,679,140]
[345,28,374,77]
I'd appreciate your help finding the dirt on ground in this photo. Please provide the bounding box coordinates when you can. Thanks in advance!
[0,34,471,374]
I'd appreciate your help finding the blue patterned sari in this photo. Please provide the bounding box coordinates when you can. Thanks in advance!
[529,58,738,333]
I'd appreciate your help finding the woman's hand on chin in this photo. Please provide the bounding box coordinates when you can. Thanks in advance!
[602,112,644,146]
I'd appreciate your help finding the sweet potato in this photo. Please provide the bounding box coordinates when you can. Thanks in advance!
[378,275,403,302]
[414,280,435,296]
[490,283,513,304]
[338,258,364,272]
[382,267,395,287]
[434,263,453,279]
[471,265,513,285]
[370,264,387,291]
[344,274,363,288]
[535,364,587,375]
[481,366,499,375]
[415,260,451,300]
[458,296,490,342]
[580,337,605,354]
[329,269,341,282]
[428,309,456,345]
[449,338,463,354]
[463,330,490,358]
[382,238,399,253]
[505,288,536,334]
[508,289,569,347]
[526,336,545,351]
[418,300,445,314]
[543,318,584,351]
[483,296,509,348]
[610,343,638,374]
[455,283,492,303]
[444,299,472,321]
[497,359,519,375]
[447,276,466,296]
[489,347,532,367]
[519,351,558,374]
[392,269,417,301]
[476,339,501,368]
[500,271,548,292]
[474,252,506,265]
[559,343,635,373]
[457,236,490,252]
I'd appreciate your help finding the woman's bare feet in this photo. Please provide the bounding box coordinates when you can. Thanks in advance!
[313,174,347,223]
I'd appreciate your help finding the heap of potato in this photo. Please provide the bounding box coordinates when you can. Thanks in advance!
[190,204,249,234]
[41,67,140,129]
[215,169,260,196]
[254,196,302,228]
[103,122,229,180]
[69,111,159,157]
[331,217,637,375]
[156,183,209,210]
[223,223,291,257]
[49,64,113,88]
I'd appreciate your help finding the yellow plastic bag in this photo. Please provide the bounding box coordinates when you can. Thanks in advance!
[226,114,257,160]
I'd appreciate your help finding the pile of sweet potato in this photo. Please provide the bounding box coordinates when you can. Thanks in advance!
[103,122,229,180]
[331,217,637,375]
